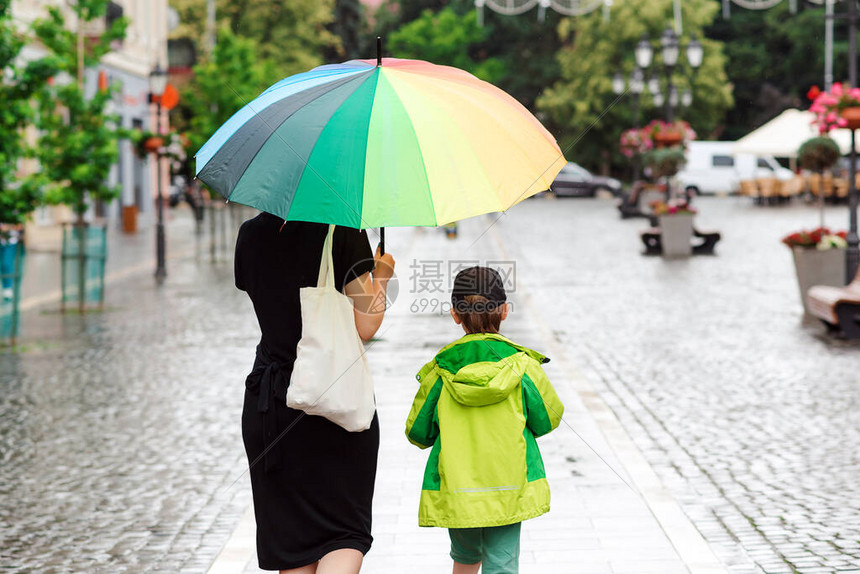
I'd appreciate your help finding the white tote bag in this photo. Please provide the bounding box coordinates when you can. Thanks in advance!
[287,224,375,432]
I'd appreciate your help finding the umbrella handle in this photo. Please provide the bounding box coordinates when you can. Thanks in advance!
[379,227,385,255]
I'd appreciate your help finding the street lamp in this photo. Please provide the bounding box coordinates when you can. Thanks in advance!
[149,63,168,282]
[635,34,653,69]
[640,28,703,122]
[686,34,704,69]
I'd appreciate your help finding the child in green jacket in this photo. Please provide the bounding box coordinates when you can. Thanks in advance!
[405,266,564,574]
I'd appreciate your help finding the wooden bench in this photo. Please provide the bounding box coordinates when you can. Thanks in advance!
[807,267,860,338]
[640,227,721,255]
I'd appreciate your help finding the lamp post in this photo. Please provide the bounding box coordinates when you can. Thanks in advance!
[847,0,860,282]
[149,63,168,282]
[613,67,646,181]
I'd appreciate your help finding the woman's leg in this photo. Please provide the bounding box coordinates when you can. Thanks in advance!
[280,564,317,574]
[315,548,363,574]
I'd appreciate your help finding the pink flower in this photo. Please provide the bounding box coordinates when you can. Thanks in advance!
[832,82,844,97]
[818,94,839,106]
[837,117,849,127]
[850,88,860,101]
[826,111,838,123]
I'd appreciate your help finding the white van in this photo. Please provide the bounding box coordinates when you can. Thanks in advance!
[676,141,794,195]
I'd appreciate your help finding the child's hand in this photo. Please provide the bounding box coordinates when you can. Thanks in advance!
[373,245,395,281]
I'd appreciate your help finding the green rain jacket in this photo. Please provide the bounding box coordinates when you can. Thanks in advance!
[405,333,564,528]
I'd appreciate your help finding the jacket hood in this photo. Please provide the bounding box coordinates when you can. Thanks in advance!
[433,334,548,407]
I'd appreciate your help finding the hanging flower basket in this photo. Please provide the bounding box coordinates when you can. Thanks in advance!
[808,82,860,133]
[841,106,860,130]
[143,136,164,153]
[619,128,653,158]
[653,131,684,147]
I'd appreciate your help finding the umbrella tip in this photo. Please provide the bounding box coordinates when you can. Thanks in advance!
[377,36,382,67]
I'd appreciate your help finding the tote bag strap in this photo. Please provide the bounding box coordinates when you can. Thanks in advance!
[316,224,336,289]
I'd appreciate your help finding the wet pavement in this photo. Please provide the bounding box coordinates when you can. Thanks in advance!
[1,197,859,573]
[496,196,860,573]
[0,209,256,572]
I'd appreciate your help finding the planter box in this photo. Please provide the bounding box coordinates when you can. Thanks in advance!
[659,213,694,257]
[0,241,25,344]
[792,247,845,314]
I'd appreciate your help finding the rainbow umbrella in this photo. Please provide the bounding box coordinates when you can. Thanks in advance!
[195,56,564,231]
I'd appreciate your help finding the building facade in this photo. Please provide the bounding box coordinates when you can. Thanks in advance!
[12,0,169,231]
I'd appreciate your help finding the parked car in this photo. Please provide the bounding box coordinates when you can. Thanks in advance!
[676,141,794,196]
[551,162,622,197]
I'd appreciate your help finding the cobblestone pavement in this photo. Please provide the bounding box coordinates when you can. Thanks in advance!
[3,197,859,573]
[0,210,258,572]
[495,196,860,574]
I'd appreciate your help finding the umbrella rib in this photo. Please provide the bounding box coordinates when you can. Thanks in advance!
[221,77,377,231]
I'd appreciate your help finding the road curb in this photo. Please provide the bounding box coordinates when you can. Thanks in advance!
[206,505,256,574]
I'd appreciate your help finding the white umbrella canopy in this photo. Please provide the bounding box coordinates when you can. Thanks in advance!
[733,108,860,158]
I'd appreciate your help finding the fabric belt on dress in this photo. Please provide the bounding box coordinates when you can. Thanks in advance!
[245,344,293,472]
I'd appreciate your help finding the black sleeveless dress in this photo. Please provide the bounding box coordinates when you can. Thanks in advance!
[234,213,378,571]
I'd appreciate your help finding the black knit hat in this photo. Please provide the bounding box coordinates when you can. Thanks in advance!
[451,266,507,313]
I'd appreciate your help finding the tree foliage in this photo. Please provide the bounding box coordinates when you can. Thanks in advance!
[537,0,733,173]
[707,3,846,140]
[31,1,129,218]
[329,0,363,61]
[388,8,504,82]
[180,26,275,155]
[372,0,561,109]
[0,2,57,224]
[169,0,338,79]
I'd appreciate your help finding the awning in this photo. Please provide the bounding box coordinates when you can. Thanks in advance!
[733,108,860,158]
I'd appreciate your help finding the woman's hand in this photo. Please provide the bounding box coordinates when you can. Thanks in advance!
[373,245,395,281]
[346,247,396,341]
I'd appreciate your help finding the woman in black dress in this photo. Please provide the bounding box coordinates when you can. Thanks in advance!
[234,213,395,573]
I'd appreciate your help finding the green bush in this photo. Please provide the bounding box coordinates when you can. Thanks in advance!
[798,137,841,172]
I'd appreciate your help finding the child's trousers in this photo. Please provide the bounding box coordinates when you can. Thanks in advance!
[449,522,521,574]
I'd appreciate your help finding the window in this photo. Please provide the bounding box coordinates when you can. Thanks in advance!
[757,158,773,170]
[712,155,734,167]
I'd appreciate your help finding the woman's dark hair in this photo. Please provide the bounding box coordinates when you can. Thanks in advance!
[454,294,504,334]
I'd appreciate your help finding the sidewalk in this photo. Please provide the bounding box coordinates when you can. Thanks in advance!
[218,218,727,574]
[14,204,246,313]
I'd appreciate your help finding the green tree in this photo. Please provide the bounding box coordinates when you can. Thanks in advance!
[169,0,338,79]
[371,0,562,109]
[706,3,845,140]
[180,27,275,161]
[388,8,504,82]
[329,0,363,61]
[538,0,733,173]
[31,0,128,220]
[0,1,56,224]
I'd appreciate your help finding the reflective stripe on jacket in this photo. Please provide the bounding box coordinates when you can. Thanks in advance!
[405,333,564,528]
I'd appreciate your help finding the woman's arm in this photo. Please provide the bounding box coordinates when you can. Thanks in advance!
[345,245,395,341]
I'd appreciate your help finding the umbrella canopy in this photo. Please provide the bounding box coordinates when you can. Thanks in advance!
[195,58,564,229]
